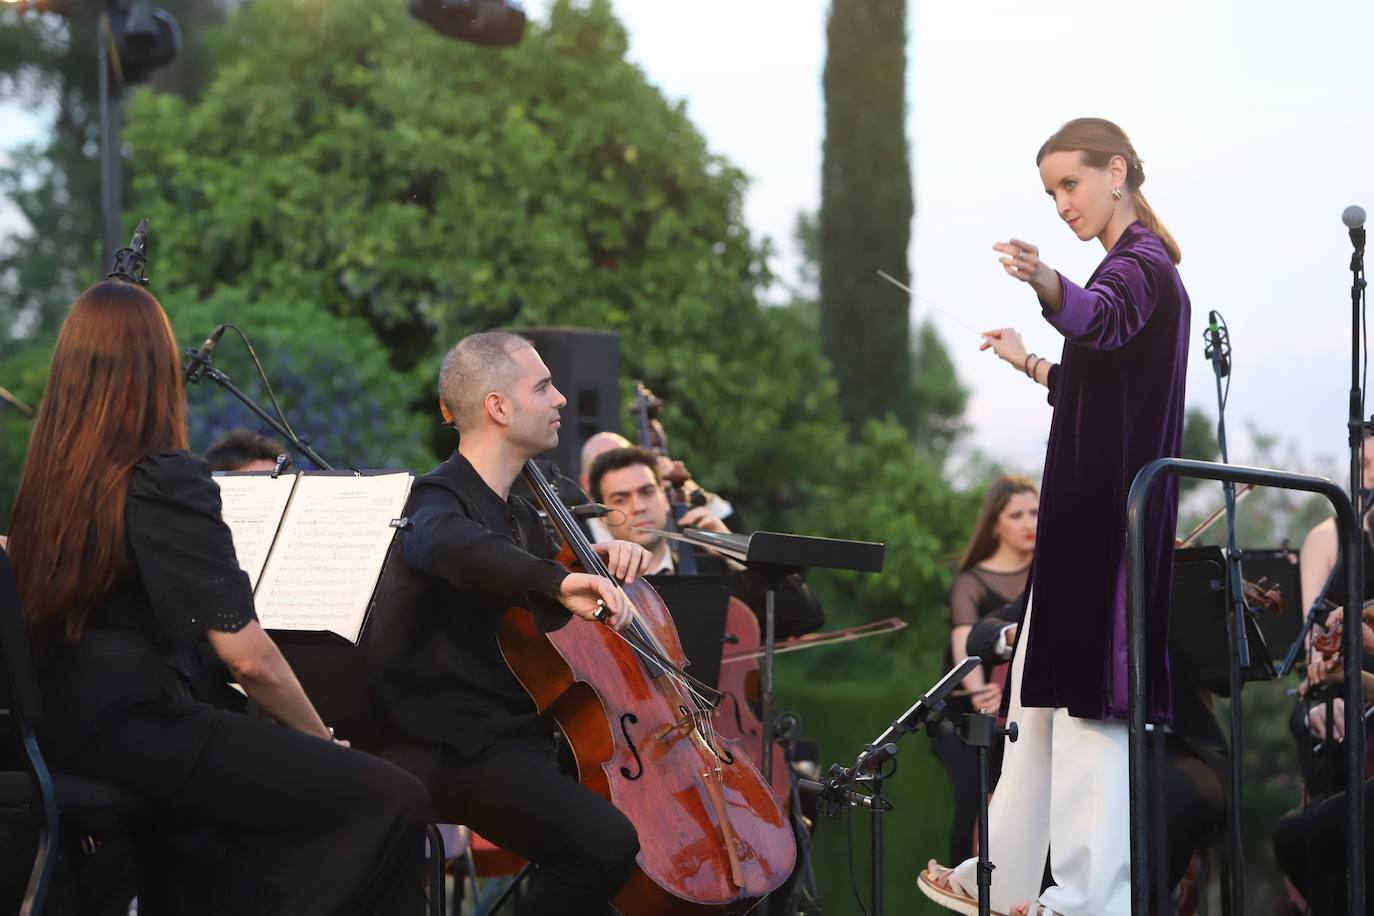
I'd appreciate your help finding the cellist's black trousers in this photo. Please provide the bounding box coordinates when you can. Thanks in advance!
[428,737,640,916]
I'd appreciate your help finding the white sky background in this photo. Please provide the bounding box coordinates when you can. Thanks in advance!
[576,0,1374,479]
[4,0,1374,478]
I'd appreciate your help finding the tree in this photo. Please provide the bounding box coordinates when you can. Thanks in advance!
[819,0,914,430]
[0,0,232,356]
[120,0,850,511]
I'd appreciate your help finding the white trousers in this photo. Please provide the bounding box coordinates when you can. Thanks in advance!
[950,594,1131,916]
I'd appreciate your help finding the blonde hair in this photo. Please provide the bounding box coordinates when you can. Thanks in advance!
[1037,117,1181,265]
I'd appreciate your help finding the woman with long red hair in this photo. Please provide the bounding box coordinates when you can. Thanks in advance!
[6,267,428,913]
[920,118,1190,915]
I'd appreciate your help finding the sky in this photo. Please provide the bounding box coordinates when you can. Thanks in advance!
[563,0,1374,479]
[4,0,1374,478]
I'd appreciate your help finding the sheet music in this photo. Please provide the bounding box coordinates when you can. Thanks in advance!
[252,473,413,642]
[213,473,298,588]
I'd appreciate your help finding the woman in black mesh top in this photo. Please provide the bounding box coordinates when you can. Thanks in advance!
[6,278,428,914]
[931,474,1038,864]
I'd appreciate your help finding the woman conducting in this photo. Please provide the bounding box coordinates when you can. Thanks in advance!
[920,117,1190,915]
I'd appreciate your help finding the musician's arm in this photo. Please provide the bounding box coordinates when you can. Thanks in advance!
[965,601,1021,664]
[1299,519,1338,616]
[402,497,568,608]
[206,623,330,739]
[125,451,332,740]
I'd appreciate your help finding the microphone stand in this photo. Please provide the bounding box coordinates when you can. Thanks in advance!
[1342,214,1368,916]
[186,353,335,470]
[1203,312,1250,914]
[803,659,980,916]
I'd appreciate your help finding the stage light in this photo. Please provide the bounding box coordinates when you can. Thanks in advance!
[109,0,181,82]
[407,0,526,47]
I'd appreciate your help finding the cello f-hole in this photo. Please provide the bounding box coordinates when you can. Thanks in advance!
[619,713,644,780]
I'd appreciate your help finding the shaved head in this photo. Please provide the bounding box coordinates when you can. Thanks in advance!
[438,331,533,432]
[580,431,633,476]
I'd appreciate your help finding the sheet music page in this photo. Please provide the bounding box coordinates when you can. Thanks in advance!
[213,473,298,589]
[253,473,413,642]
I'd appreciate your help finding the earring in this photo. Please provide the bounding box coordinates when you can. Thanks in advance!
[1112,187,1123,201]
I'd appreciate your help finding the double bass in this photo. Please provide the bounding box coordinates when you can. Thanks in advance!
[499,460,796,914]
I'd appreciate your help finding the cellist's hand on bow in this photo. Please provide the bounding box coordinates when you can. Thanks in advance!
[559,573,634,631]
[591,540,653,584]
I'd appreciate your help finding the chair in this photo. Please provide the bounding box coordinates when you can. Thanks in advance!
[0,551,146,916]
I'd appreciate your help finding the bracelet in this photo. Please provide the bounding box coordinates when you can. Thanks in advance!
[1030,356,1044,380]
[1023,353,1038,378]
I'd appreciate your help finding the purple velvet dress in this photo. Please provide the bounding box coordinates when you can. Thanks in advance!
[1020,221,1190,722]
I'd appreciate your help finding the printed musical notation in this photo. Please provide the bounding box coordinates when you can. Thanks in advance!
[214,474,296,587]
[214,471,413,643]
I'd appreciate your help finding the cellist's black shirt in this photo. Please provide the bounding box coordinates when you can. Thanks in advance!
[367,452,571,757]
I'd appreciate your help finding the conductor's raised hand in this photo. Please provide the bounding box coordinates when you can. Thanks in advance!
[559,573,634,630]
[980,327,1029,372]
[993,238,1062,309]
[591,539,653,584]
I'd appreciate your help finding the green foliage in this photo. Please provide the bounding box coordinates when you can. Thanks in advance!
[0,333,54,518]
[0,1,232,355]
[819,0,916,431]
[120,0,848,506]
[162,287,436,470]
[1179,405,1221,496]
[2,4,985,909]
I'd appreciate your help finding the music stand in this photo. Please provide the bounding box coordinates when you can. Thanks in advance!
[1239,547,1303,657]
[1170,547,1277,694]
[647,574,731,692]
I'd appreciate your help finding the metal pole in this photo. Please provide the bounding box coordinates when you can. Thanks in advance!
[1126,458,1359,916]
[97,11,122,264]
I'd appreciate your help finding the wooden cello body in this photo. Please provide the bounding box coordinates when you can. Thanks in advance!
[498,463,795,915]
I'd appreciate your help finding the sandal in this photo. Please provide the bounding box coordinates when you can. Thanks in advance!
[918,859,1005,915]
[1010,903,1058,916]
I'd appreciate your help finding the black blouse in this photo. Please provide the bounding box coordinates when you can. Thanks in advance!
[89,449,256,648]
[39,450,256,777]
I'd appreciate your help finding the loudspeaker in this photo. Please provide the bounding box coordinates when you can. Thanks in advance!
[519,327,621,481]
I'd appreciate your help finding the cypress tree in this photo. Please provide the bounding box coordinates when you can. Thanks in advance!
[819,0,914,430]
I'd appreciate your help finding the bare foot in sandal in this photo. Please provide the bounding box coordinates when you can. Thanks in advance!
[918,860,988,915]
[1011,903,1055,916]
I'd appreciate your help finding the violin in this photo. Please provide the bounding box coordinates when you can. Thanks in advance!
[634,382,701,574]
[499,460,795,913]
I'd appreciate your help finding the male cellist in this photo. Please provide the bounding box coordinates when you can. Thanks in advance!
[366,331,653,915]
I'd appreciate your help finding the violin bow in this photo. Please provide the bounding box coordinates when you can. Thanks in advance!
[1177,482,1255,548]
[720,617,907,665]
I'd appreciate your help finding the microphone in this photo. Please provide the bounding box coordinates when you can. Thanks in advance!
[569,504,612,519]
[1206,310,1230,378]
[106,217,151,286]
[183,323,226,383]
[1344,204,1366,253]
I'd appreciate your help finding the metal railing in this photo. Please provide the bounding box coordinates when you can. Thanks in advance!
[1126,458,1363,915]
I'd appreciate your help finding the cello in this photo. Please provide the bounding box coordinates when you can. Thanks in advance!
[499,460,796,914]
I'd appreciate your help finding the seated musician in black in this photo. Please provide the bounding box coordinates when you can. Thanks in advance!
[366,330,654,916]
[587,445,825,640]
[967,600,1226,904]
[7,277,428,915]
